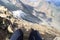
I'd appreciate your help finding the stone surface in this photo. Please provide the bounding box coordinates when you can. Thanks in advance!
[53,37,60,40]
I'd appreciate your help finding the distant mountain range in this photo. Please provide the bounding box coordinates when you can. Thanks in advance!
[0,0,60,31]
[0,0,54,24]
[0,0,44,24]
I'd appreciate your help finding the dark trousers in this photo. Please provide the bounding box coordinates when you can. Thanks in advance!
[10,29,42,40]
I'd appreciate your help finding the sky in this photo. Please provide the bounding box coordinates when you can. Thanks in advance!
[46,0,60,7]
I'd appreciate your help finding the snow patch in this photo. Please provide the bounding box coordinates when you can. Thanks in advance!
[12,10,26,19]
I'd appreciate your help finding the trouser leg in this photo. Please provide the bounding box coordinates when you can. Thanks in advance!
[29,29,42,40]
[10,29,23,40]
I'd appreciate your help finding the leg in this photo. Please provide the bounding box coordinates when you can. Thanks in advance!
[10,29,23,40]
[29,29,42,40]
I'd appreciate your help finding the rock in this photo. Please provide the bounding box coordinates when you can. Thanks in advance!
[0,6,7,11]
[53,37,60,40]
[8,25,13,33]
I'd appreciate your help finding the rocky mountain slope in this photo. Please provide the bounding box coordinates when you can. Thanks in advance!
[0,0,60,40]
[0,6,60,40]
